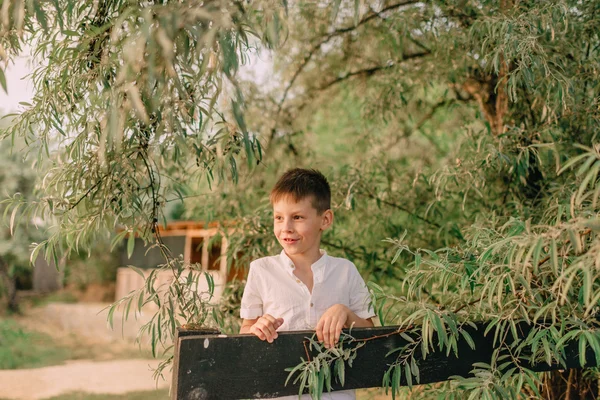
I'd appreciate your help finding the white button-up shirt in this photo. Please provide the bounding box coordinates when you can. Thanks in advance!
[241,250,375,400]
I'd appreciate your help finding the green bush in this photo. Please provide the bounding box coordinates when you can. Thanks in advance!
[65,241,119,290]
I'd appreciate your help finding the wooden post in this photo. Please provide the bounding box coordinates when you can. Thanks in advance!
[171,323,596,400]
[171,326,221,400]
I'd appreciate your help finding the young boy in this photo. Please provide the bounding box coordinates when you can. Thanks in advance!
[240,168,375,400]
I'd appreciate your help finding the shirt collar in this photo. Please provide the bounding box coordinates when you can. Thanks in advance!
[279,250,329,283]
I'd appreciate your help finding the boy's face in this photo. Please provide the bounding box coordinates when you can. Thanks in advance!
[272,195,333,260]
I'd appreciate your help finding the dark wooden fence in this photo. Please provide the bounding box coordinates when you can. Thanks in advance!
[171,324,594,400]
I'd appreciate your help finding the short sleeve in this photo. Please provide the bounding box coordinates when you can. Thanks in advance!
[348,264,375,319]
[240,262,264,319]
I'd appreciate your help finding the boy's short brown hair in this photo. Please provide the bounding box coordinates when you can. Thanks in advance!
[270,168,331,214]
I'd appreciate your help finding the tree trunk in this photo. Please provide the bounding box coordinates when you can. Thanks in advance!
[0,258,19,313]
[543,369,599,400]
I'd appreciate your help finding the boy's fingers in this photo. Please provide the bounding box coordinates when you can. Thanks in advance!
[264,315,282,327]
[265,317,282,338]
[262,314,276,324]
[321,329,329,347]
[316,320,324,344]
[323,321,332,348]
[250,325,266,341]
[249,315,283,343]
[329,322,338,348]
[327,319,343,348]
[263,327,276,342]
[253,319,275,342]
[334,321,343,344]
[258,321,276,342]
[264,319,281,341]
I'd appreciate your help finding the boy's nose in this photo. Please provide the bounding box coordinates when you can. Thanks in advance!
[283,220,294,231]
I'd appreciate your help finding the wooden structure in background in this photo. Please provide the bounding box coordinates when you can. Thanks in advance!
[115,221,243,302]
[171,324,595,400]
[32,256,64,292]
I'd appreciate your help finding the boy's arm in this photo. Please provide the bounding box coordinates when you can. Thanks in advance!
[347,308,376,328]
[316,304,374,349]
[240,318,258,334]
[240,315,284,343]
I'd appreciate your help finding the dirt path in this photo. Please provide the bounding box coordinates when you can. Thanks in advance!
[18,302,153,341]
[0,359,170,400]
[1,303,166,400]
[3,303,393,400]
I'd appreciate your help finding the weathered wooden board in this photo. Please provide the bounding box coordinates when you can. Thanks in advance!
[172,324,594,400]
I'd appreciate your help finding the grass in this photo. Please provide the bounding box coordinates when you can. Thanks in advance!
[0,389,170,400]
[0,318,72,369]
[26,291,79,308]
[0,316,154,370]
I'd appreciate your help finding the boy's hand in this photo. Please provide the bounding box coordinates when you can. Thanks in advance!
[316,304,350,349]
[249,314,284,343]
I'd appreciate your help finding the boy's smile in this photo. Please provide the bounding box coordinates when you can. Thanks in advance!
[273,196,333,266]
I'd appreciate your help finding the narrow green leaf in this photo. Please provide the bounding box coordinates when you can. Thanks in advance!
[110,230,128,252]
[0,68,7,94]
[151,323,157,357]
[550,238,559,275]
[392,365,400,399]
[579,334,587,367]
[331,0,342,23]
[127,231,135,259]
[404,362,413,388]
[30,241,45,265]
[576,154,597,177]
[400,332,414,343]
[576,161,600,205]
[129,265,146,280]
[9,203,21,236]
[461,330,476,350]
[33,1,48,30]
[285,361,306,386]
[532,237,543,274]
[557,152,588,175]
[107,304,115,330]
[336,359,345,387]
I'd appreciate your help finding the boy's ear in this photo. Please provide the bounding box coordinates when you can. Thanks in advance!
[320,209,334,231]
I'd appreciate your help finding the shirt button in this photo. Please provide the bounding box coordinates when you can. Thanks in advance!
[310,303,314,307]
[296,279,301,283]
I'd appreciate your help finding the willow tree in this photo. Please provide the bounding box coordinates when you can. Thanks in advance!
[0,132,39,312]
[187,0,600,399]
[0,0,283,375]
[2,0,600,399]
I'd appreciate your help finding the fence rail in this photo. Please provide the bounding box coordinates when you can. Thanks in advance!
[171,323,593,400]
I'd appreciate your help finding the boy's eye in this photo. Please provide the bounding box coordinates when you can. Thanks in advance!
[293,215,303,220]
[274,216,283,221]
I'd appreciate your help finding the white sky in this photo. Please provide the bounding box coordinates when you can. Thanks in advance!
[0,52,34,113]
[239,47,277,91]
[0,46,274,114]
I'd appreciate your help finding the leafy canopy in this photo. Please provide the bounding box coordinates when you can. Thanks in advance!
[1,0,600,399]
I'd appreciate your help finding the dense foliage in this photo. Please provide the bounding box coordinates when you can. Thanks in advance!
[0,128,40,312]
[1,0,600,398]
[193,1,600,398]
